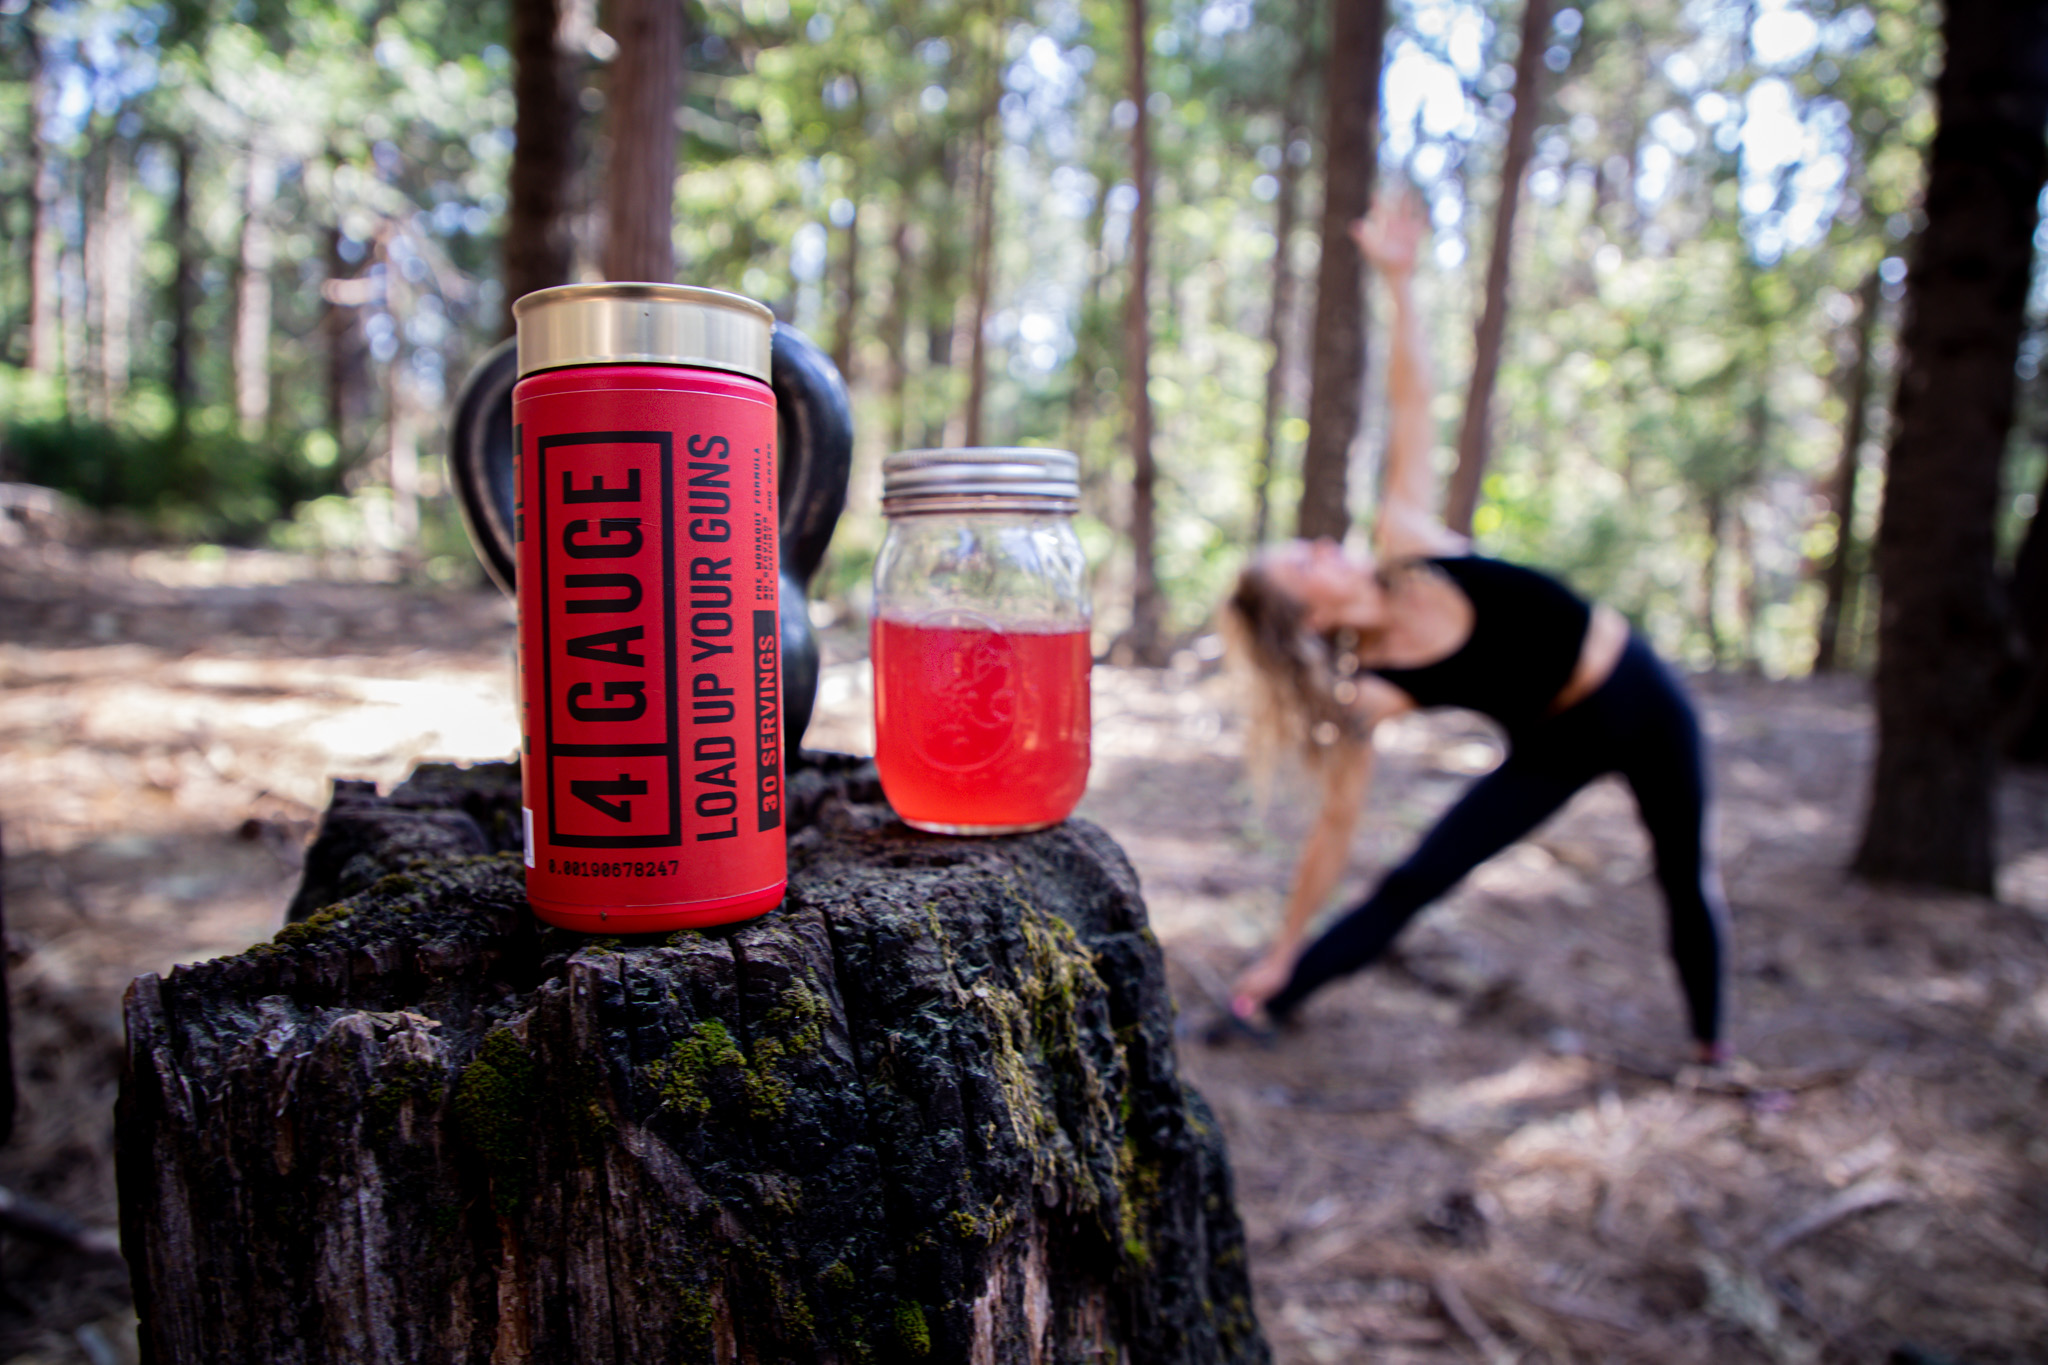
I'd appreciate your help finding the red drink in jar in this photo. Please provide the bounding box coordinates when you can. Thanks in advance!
[512,284,785,931]
[872,616,1091,830]
[871,449,1092,836]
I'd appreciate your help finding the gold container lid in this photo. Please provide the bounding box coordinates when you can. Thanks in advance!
[512,283,774,382]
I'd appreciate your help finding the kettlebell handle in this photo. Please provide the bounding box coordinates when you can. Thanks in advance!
[448,322,852,597]
[770,325,854,587]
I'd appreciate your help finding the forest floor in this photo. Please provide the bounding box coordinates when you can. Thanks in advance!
[2,536,2047,1364]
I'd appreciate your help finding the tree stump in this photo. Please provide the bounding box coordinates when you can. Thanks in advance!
[117,755,1268,1364]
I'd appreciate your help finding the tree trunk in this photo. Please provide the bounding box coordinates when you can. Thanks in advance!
[601,0,684,282]
[1733,387,1769,672]
[1610,21,1645,236]
[25,28,57,378]
[503,0,581,330]
[830,74,868,388]
[1733,501,1758,672]
[380,231,419,551]
[1296,0,1387,543]
[962,139,996,446]
[961,40,1001,448]
[831,195,860,385]
[1445,0,1550,537]
[1252,29,1312,549]
[884,209,913,453]
[169,139,200,440]
[1064,136,1120,463]
[1123,0,1167,664]
[1701,487,1727,670]
[2005,455,2048,763]
[118,758,1270,1365]
[1852,0,2048,892]
[233,145,277,439]
[925,144,963,391]
[325,225,372,468]
[83,138,107,420]
[98,139,131,417]
[0,823,14,1146]
[1814,268,1883,675]
[1064,234,1105,455]
[60,159,88,419]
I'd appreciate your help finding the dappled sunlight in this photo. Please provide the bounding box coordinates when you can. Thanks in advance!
[2,642,518,847]
[1410,1053,1596,1140]
[1997,847,2048,914]
[0,640,519,994]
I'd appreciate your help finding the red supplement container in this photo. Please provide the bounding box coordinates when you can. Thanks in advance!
[871,449,1091,834]
[512,284,785,931]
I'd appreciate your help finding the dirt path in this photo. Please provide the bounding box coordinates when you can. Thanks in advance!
[2,542,2047,1363]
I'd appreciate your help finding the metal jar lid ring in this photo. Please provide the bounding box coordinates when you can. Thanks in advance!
[881,447,1081,515]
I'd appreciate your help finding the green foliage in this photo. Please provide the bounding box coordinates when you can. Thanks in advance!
[0,0,1986,674]
[3,0,506,559]
[1427,0,1943,673]
[1,418,338,543]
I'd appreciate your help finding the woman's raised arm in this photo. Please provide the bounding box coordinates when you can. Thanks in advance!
[1353,194,1466,562]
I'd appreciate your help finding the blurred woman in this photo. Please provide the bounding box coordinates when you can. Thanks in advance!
[1223,193,1728,1064]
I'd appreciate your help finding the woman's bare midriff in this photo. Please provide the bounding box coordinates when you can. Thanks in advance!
[1550,604,1629,714]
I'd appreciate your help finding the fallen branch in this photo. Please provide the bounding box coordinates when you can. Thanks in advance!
[0,1184,121,1259]
[1263,1085,1406,1114]
[1760,1179,1909,1260]
[1598,1049,1858,1098]
[1686,1207,1839,1355]
[1432,1270,1519,1365]
[1526,1289,1649,1336]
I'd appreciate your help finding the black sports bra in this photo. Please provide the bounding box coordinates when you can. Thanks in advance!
[1363,556,1593,734]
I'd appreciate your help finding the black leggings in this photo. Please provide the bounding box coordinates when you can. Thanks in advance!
[1265,634,1728,1046]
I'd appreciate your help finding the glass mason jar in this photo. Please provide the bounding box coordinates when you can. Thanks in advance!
[871,448,1092,835]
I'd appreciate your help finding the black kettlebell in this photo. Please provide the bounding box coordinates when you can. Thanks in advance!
[447,321,853,749]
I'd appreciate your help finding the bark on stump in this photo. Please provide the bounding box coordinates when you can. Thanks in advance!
[117,756,1268,1365]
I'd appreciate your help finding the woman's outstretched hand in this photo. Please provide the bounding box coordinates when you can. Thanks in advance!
[1230,947,1299,1022]
[1351,190,1427,278]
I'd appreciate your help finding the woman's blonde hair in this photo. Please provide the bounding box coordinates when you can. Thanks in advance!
[1221,561,1373,789]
